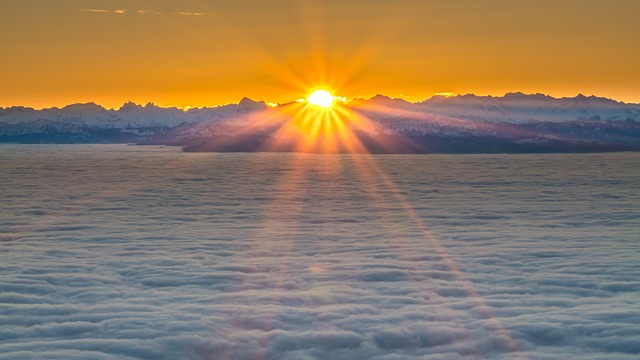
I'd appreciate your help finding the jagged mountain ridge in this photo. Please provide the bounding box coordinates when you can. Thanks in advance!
[2,93,639,128]
[1,93,639,153]
[0,97,269,129]
[419,92,640,124]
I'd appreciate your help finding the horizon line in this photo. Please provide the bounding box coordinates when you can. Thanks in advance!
[2,91,639,111]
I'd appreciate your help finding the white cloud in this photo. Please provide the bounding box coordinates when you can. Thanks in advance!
[0,145,639,359]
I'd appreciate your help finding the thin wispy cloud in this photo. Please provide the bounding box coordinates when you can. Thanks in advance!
[171,12,203,16]
[81,9,214,16]
[80,9,111,14]
[136,10,163,15]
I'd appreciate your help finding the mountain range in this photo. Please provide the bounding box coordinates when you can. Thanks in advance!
[2,93,639,153]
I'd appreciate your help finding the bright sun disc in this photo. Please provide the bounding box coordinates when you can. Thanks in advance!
[307,89,334,108]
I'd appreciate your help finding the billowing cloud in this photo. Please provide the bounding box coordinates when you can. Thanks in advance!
[0,145,639,359]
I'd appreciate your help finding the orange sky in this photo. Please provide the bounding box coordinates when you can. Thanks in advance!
[1,0,639,109]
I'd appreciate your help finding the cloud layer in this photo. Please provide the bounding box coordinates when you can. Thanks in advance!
[1,145,639,359]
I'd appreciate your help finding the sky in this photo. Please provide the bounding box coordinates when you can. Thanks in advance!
[1,0,639,109]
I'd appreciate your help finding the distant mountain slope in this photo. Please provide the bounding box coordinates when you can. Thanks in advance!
[419,92,640,124]
[0,98,269,128]
[1,93,639,153]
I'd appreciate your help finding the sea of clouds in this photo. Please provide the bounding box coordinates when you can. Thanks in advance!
[1,145,639,359]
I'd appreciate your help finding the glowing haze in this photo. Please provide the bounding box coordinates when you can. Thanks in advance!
[1,0,639,109]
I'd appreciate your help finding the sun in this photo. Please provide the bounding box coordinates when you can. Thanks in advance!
[307,89,335,109]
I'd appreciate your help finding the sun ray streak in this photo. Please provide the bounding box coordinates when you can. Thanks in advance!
[163,86,534,358]
[347,153,527,357]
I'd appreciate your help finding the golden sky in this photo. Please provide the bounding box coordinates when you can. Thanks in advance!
[1,0,639,109]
